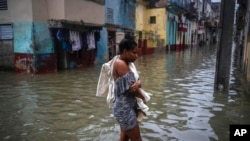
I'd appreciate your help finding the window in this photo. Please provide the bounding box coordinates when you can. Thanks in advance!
[107,8,114,23]
[0,0,7,11]
[0,24,13,40]
[150,16,156,24]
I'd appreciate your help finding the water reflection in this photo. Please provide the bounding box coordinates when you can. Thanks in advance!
[0,45,249,141]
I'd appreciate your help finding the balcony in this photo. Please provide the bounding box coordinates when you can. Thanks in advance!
[142,0,168,8]
[167,0,198,19]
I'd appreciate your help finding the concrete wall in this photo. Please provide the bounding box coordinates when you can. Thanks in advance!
[0,0,33,70]
[32,0,49,22]
[136,3,146,32]
[47,0,65,19]
[65,0,105,24]
[0,0,33,22]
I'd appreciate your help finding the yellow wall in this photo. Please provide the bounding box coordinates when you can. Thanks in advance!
[136,4,167,48]
[145,8,166,48]
[136,4,146,32]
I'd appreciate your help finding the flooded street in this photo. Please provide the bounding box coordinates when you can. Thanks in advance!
[1,45,250,141]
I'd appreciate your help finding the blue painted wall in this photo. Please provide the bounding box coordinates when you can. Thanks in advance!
[118,0,136,29]
[14,22,33,53]
[96,28,108,64]
[14,22,54,54]
[105,0,135,29]
[167,13,177,45]
[33,22,54,54]
[96,0,136,64]
[13,22,56,73]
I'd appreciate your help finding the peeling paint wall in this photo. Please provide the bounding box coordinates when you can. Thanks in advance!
[33,22,54,54]
[14,22,56,73]
[14,22,33,53]
[145,8,166,48]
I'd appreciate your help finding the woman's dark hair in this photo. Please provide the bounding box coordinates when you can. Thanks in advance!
[118,34,137,54]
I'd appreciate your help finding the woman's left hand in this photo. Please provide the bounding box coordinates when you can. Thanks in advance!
[130,80,141,92]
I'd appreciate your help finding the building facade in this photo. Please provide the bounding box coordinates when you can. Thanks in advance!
[0,0,220,74]
[0,0,105,73]
[96,0,136,63]
[136,0,167,54]
[235,0,250,90]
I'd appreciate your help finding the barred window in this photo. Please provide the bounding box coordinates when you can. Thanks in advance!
[0,0,7,11]
[0,24,13,40]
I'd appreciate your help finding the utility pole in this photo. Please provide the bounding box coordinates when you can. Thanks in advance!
[214,0,236,92]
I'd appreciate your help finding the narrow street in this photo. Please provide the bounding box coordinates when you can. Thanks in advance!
[1,44,249,141]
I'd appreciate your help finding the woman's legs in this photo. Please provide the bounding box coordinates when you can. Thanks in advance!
[119,127,129,141]
[119,125,142,141]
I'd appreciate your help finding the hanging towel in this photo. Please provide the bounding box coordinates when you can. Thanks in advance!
[70,30,81,51]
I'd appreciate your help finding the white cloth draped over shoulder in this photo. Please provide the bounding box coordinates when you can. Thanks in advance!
[96,55,151,117]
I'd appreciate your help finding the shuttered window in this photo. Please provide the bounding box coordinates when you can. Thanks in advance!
[0,0,7,11]
[107,7,114,23]
[0,24,13,40]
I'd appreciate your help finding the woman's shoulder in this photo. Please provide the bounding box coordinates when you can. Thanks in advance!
[114,59,129,72]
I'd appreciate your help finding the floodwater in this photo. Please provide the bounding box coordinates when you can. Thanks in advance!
[0,45,249,141]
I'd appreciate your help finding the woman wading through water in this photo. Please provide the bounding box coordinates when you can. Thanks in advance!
[112,36,145,141]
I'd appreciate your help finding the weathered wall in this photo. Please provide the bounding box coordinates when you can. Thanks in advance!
[118,0,136,30]
[7,0,33,22]
[105,0,120,24]
[13,22,55,73]
[65,0,105,24]
[0,0,33,70]
[32,0,49,22]
[47,0,65,20]
[136,3,146,32]
[145,8,166,48]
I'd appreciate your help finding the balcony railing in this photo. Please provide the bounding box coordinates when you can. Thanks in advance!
[168,0,189,9]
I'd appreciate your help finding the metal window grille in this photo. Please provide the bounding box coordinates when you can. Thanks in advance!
[0,0,7,11]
